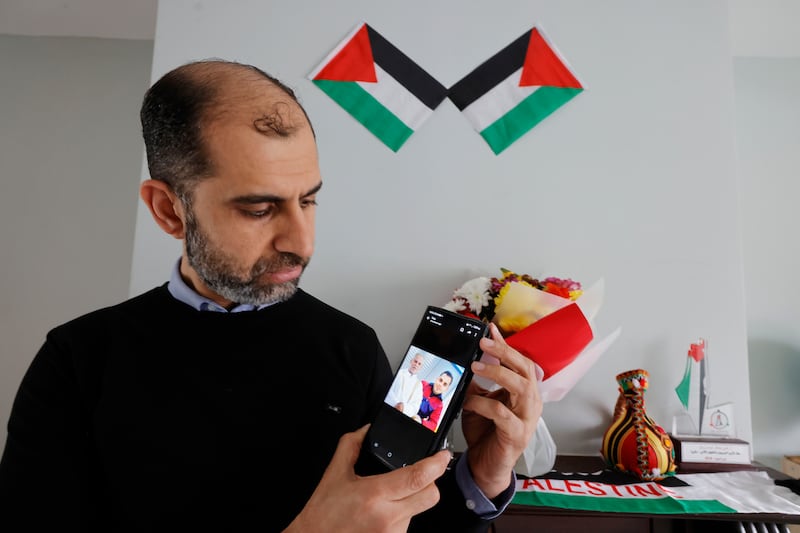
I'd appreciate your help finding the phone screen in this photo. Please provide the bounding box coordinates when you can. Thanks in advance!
[358,306,488,473]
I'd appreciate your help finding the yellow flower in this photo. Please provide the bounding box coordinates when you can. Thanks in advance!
[496,315,533,336]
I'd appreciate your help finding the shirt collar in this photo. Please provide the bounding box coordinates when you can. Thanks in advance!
[167,258,268,313]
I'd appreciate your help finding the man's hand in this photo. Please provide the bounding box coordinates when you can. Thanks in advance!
[285,425,451,533]
[461,323,543,499]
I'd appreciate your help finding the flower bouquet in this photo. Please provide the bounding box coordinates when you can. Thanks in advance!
[444,268,620,402]
[444,268,622,476]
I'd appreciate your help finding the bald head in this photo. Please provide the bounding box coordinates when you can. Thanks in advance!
[140,59,314,198]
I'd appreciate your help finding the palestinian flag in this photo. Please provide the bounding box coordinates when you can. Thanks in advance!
[309,22,448,152]
[448,27,584,155]
[513,469,800,517]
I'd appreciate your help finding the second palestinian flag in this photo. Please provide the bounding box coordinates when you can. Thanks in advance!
[448,27,584,155]
[309,22,448,152]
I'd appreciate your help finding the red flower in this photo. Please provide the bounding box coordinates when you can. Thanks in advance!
[543,282,571,299]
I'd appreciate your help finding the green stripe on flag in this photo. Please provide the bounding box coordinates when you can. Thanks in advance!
[312,80,413,152]
[512,492,737,515]
[675,357,692,410]
[480,86,583,155]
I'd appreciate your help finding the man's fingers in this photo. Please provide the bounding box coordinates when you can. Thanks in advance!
[382,449,451,501]
[331,425,369,478]
[336,427,450,500]
[476,325,539,400]
[469,325,543,429]
[472,360,534,409]
[391,475,442,515]
[480,324,538,376]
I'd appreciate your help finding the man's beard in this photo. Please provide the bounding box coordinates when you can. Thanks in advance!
[184,210,308,306]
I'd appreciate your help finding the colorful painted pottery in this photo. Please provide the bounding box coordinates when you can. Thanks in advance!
[600,369,676,480]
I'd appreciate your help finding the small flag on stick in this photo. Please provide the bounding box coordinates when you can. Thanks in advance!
[675,339,705,410]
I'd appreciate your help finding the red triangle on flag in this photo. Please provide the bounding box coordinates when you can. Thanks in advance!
[312,24,377,83]
[519,28,583,89]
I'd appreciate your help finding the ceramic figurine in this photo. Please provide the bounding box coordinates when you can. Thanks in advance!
[601,368,676,480]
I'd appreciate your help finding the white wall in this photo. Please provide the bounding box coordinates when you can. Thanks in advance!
[734,57,800,469]
[130,0,751,456]
[0,35,153,450]
[729,0,800,57]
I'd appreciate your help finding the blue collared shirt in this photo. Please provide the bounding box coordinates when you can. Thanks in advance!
[167,259,271,313]
[166,258,513,517]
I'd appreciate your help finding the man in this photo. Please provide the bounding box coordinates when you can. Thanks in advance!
[385,352,425,417]
[418,371,454,431]
[0,60,542,532]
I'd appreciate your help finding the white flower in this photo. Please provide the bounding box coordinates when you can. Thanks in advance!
[452,277,492,315]
[443,299,466,313]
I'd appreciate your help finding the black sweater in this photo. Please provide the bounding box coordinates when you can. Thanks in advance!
[0,286,490,532]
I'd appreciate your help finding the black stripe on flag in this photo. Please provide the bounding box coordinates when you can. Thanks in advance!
[366,24,448,111]
[447,30,531,111]
[539,469,690,488]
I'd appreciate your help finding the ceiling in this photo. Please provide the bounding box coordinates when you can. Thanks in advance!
[0,0,157,40]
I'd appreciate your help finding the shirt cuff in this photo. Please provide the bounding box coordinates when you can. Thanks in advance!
[454,454,517,519]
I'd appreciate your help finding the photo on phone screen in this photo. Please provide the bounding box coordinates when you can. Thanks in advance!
[383,347,465,433]
[357,306,488,474]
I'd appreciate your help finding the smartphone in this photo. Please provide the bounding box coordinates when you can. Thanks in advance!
[356,305,489,474]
